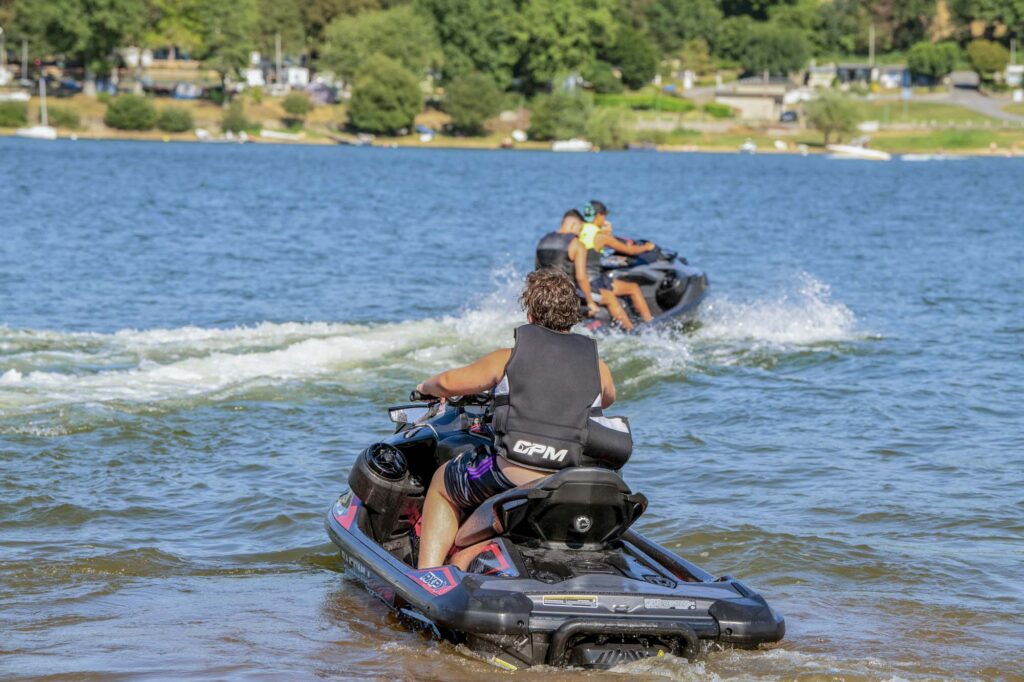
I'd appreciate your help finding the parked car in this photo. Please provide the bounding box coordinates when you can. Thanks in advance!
[779,110,798,123]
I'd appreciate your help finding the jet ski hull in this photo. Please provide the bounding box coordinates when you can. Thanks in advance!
[326,489,784,670]
[583,251,709,333]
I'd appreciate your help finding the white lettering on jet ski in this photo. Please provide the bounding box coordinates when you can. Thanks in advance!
[513,439,567,461]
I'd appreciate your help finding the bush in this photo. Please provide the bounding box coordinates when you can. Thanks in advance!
[349,54,422,134]
[966,40,1010,83]
[594,92,695,113]
[585,61,623,94]
[282,93,312,118]
[104,95,157,130]
[48,105,81,129]
[97,92,112,105]
[0,101,28,127]
[222,101,255,133]
[586,107,632,150]
[703,102,734,119]
[805,91,861,144]
[528,91,592,141]
[444,72,501,135]
[907,41,960,83]
[158,107,194,133]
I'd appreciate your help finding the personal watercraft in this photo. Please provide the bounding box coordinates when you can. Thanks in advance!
[325,393,784,670]
[584,242,708,333]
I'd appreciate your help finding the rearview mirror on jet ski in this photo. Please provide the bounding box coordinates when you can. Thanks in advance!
[388,405,433,425]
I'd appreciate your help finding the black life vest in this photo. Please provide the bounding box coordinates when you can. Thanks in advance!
[534,232,576,278]
[493,324,632,471]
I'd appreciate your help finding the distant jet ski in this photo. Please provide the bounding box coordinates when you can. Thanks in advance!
[326,392,783,671]
[584,241,709,333]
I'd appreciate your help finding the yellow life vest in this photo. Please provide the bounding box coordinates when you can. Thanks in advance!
[579,222,601,250]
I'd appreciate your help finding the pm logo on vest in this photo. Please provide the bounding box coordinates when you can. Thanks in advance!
[513,439,567,462]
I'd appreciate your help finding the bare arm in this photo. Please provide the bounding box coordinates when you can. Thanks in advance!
[599,359,616,408]
[572,241,599,314]
[417,349,511,399]
[600,234,655,256]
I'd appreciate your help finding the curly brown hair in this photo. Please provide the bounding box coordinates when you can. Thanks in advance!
[521,269,583,332]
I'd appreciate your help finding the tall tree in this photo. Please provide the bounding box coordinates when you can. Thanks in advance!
[518,0,618,89]
[645,0,721,53]
[302,0,380,49]
[415,0,525,89]
[193,0,257,101]
[319,5,441,81]
[255,0,306,58]
[606,26,657,89]
[740,23,809,75]
[143,0,201,58]
[14,0,147,95]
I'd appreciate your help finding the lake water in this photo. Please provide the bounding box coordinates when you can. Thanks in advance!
[1,139,1022,681]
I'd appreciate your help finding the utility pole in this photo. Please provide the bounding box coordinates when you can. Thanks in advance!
[275,32,282,87]
[0,27,6,78]
[1011,38,1017,65]
[22,38,27,80]
[869,24,875,67]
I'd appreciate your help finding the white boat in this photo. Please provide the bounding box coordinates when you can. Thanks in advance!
[826,137,891,161]
[901,153,965,162]
[738,138,757,154]
[551,138,593,152]
[15,78,57,140]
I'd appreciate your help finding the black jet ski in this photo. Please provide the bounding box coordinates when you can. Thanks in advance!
[325,393,784,670]
[583,242,709,333]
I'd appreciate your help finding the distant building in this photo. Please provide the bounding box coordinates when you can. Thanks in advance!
[714,76,793,121]
[1006,64,1023,88]
[806,64,837,88]
[875,66,909,90]
[836,63,873,85]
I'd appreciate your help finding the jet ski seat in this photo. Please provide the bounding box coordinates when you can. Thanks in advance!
[454,468,647,550]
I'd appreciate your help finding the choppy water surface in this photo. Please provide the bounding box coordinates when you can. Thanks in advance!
[1,140,1021,680]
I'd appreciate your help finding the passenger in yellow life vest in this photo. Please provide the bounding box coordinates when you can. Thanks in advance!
[576,201,654,331]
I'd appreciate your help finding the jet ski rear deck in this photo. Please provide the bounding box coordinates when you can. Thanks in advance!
[325,398,784,670]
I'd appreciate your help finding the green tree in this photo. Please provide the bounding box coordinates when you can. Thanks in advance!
[805,91,860,144]
[415,0,525,90]
[528,90,591,140]
[193,0,258,102]
[104,94,158,130]
[586,106,631,149]
[715,15,755,62]
[966,39,1010,83]
[143,0,202,58]
[607,26,657,90]
[907,41,960,83]
[950,0,1024,40]
[444,71,501,134]
[348,53,423,134]
[645,0,722,53]
[14,0,147,95]
[302,0,381,48]
[319,5,441,81]
[222,100,255,132]
[584,60,623,93]
[519,0,618,89]
[740,23,809,75]
[255,0,306,58]
[816,0,869,56]
[677,38,715,75]
[720,0,795,21]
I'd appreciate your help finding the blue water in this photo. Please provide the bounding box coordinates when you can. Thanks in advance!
[1,139,1022,680]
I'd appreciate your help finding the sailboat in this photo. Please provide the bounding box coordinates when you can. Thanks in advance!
[16,78,58,140]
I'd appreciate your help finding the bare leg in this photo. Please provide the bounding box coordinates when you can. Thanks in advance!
[600,288,634,331]
[417,462,460,568]
[613,280,653,322]
[450,540,495,572]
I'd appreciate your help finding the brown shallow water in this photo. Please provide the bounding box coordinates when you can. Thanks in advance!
[2,140,1023,680]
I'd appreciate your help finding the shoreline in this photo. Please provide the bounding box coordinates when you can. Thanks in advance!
[2,127,1022,157]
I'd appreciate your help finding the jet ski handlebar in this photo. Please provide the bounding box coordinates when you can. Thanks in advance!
[409,389,492,407]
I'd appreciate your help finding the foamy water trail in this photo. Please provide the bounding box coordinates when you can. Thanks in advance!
[0,271,865,420]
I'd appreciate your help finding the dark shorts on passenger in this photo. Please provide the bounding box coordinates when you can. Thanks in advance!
[590,274,613,292]
[443,446,517,512]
